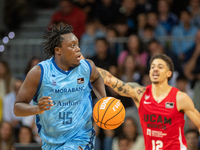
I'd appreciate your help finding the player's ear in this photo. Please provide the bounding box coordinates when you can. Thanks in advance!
[167,71,172,78]
[55,47,61,55]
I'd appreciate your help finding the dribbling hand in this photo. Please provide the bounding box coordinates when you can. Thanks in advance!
[37,96,54,114]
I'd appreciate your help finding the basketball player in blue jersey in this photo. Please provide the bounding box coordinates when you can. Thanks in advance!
[14,24,107,150]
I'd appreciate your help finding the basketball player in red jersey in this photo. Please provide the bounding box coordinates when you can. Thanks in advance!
[96,54,200,150]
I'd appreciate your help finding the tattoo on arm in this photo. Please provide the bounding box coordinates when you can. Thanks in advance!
[127,82,143,89]
[112,79,118,89]
[136,88,146,95]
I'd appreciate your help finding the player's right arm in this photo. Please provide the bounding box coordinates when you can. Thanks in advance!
[97,67,146,107]
[14,65,53,117]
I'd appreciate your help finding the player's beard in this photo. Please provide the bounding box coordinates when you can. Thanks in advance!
[152,81,159,84]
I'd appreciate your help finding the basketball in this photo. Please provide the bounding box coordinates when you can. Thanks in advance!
[93,97,125,130]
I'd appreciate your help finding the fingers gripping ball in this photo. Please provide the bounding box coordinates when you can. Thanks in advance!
[93,97,125,130]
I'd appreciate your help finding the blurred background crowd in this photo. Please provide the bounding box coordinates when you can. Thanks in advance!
[0,0,200,150]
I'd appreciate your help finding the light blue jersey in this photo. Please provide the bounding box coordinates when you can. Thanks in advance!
[33,58,95,150]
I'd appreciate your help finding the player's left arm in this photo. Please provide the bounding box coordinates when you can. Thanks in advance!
[177,91,200,133]
[86,59,107,99]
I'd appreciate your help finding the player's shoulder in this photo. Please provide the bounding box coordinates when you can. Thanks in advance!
[26,65,41,80]
[176,91,192,111]
[176,91,190,101]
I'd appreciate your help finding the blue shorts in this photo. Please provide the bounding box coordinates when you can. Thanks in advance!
[41,137,96,150]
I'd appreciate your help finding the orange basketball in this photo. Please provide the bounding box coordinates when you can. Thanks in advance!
[93,97,125,130]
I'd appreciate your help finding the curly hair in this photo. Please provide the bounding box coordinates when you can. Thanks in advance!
[149,54,174,81]
[42,23,74,57]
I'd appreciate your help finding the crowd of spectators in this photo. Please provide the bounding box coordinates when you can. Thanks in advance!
[1,0,200,149]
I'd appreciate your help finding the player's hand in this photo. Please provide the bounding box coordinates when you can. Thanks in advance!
[37,96,53,114]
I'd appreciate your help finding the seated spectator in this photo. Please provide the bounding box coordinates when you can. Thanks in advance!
[185,129,200,150]
[48,0,86,39]
[146,12,167,45]
[141,24,155,50]
[0,60,15,100]
[0,121,15,150]
[147,39,182,73]
[117,135,129,150]
[175,75,193,98]
[112,117,145,150]
[183,31,200,78]
[188,0,200,29]
[119,55,141,83]
[118,34,148,75]
[23,56,41,79]
[15,126,37,145]
[137,13,147,38]
[75,0,96,16]
[93,122,115,150]
[93,0,120,26]
[171,10,198,58]
[105,26,120,56]
[3,79,23,140]
[80,17,106,58]
[157,0,178,35]
[118,0,142,32]
[90,37,118,98]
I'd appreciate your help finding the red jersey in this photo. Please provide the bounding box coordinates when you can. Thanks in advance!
[138,85,187,150]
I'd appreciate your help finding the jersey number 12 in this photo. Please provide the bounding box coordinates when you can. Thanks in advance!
[152,140,163,150]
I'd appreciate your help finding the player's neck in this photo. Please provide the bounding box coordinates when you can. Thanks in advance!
[151,82,171,98]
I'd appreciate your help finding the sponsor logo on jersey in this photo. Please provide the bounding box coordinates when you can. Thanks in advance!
[145,94,150,100]
[144,101,151,104]
[52,79,56,86]
[144,114,171,129]
[53,86,84,93]
[165,102,174,108]
[53,100,81,106]
[77,77,84,84]
[78,146,83,150]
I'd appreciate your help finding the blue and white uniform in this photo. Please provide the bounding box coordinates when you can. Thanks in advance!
[33,58,95,150]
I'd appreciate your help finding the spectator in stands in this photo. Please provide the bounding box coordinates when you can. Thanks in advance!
[137,0,157,13]
[118,0,142,32]
[90,37,118,98]
[146,12,167,45]
[184,31,200,116]
[141,72,151,86]
[3,79,23,140]
[117,34,148,75]
[0,121,15,150]
[171,10,198,58]
[185,129,200,150]
[105,25,120,56]
[147,39,181,73]
[5,0,28,30]
[141,24,155,49]
[49,0,86,39]
[93,0,120,26]
[175,74,193,98]
[15,126,37,145]
[157,0,178,35]
[137,13,147,38]
[23,56,41,79]
[0,61,15,122]
[117,135,129,150]
[90,37,118,76]
[80,17,106,58]
[112,117,145,150]
[75,0,96,16]
[183,30,200,82]
[188,0,200,29]
[119,55,141,83]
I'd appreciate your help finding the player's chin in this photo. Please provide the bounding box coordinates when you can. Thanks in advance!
[73,62,80,67]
